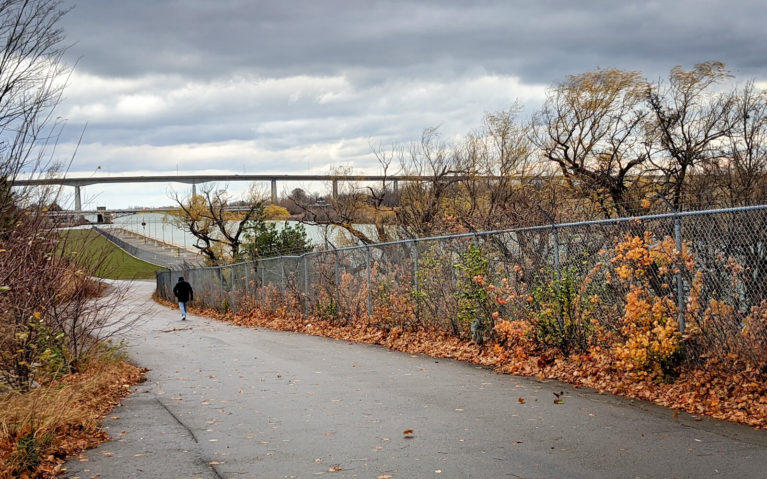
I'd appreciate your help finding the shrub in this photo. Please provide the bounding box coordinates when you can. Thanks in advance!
[607,233,684,380]
[528,267,596,355]
[453,244,492,343]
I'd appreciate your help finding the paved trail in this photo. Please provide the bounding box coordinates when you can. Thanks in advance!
[65,281,767,478]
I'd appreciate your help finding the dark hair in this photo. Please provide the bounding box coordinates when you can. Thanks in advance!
[178,276,184,281]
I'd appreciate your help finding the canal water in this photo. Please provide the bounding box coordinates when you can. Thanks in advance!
[106,212,376,253]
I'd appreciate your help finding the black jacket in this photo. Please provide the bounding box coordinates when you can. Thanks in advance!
[173,280,194,302]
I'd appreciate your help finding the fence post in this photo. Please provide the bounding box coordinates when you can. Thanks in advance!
[365,245,372,316]
[334,250,341,317]
[260,260,265,310]
[244,263,250,309]
[538,205,564,335]
[675,215,685,333]
[413,239,420,321]
[552,225,561,280]
[230,266,236,313]
[550,226,564,334]
[280,256,286,296]
[538,206,561,279]
[660,195,686,334]
[210,269,216,309]
[303,254,309,317]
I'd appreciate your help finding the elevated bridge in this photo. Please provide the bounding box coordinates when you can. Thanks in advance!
[11,173,462,211]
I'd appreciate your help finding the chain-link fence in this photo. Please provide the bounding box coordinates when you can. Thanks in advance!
[156,205,767,346]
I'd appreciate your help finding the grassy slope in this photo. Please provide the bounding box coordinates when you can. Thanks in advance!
[60,229,165,280]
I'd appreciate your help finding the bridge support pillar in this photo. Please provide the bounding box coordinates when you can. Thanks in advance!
[192,182,197,198]
[393,179,399,194]
[332,179,338,199]
[271,179,277,203]
[74,185,82,211]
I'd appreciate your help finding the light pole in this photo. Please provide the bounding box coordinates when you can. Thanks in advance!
[141,220,146,243]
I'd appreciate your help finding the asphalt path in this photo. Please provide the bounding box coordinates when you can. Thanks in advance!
[65,280,767,479]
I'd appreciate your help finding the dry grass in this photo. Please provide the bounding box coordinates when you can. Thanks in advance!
[0,357,146,478]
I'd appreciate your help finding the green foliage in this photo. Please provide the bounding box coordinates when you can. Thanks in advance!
[529,267,594,354]
[33,321,68,378]
[453,244,492,343]
[242,221,312,259]
[316,298,339,321]
[10,430,52,473]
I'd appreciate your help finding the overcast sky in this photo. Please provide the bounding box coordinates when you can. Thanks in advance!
[52,0,767,208]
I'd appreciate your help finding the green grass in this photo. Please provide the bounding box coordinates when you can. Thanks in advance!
[59,229,166,280]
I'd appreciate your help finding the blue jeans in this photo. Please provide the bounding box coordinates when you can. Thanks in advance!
[179,301,188,318]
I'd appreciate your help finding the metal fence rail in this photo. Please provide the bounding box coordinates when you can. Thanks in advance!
[95,226,202,269]
[156,205,767,341]
[93,226,171,269]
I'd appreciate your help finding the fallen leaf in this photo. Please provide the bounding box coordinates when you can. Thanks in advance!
[518,397,525,404]
[403,429,413,435]
[328,464,343,472]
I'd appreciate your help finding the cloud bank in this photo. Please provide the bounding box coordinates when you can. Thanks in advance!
[51,0,767,207]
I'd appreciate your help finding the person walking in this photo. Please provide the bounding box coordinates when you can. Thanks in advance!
[173,276,194,320]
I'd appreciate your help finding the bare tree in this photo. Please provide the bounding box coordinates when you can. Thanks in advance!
[0,1,97,392]
[170,184,264,263]
[645,62,736,210]
[719,81,767,206]
[295,164,397,247]
[457,106,546,230]
[532,68,653,218]
[393,127,466,238]
[0,0,70,225]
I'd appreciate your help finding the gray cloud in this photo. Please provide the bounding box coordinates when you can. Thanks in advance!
[47,0,767,207]
[63,1,767,81]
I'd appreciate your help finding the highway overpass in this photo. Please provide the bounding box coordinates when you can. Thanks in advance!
[11,173,460,211]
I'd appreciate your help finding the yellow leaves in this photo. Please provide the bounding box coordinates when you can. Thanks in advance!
[615,264,633,280]
[562,68,647,108]
[614,284,681,379]
[264,204,290,220]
